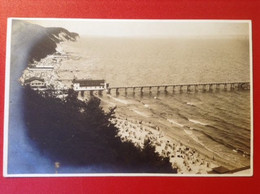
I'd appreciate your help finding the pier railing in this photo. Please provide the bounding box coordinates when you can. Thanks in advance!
[107,81,250,94]
[34,81,250,96]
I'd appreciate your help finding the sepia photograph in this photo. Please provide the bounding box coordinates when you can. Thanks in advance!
[4,18,252,176]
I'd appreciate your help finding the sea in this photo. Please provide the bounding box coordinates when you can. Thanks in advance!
[62,36,251,169]
[7,36,252,174]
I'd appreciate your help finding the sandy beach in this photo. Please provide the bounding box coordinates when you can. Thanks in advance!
[110,113,218,174]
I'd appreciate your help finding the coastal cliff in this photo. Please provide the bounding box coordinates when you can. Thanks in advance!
[14,20,79,90]
[11,20,79,64]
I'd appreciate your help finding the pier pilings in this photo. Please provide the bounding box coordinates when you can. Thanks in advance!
[40,82,250,96]
[107,82,250,95]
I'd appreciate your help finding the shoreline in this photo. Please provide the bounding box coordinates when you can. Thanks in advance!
[99,95,219,174]
[99,93,250,174]
[111,115,218,174]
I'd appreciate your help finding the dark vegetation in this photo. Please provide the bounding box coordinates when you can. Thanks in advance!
[28,32,58,63]
[24,87,176,173]
[29,27,79,62]
[11,20,79,64]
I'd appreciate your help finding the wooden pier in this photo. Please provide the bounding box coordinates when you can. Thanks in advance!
[34,81,250,97]
[106,81,250,95]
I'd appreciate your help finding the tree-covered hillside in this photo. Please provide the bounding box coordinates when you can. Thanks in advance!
[24,87,176,173]
[11,20,79,63]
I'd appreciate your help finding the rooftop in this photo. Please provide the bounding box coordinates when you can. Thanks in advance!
[73,79,105,87]
[24,77,45,83]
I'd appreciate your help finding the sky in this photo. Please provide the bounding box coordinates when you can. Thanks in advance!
[22,19,250,38]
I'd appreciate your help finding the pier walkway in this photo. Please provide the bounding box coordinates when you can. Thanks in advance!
[107,81,250,95]
[36,81,250,96]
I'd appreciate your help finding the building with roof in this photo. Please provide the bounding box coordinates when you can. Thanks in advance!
[72,79,109,91]
[24,77,46,89]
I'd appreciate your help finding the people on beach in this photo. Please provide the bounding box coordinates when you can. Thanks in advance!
[113,115,216,174]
